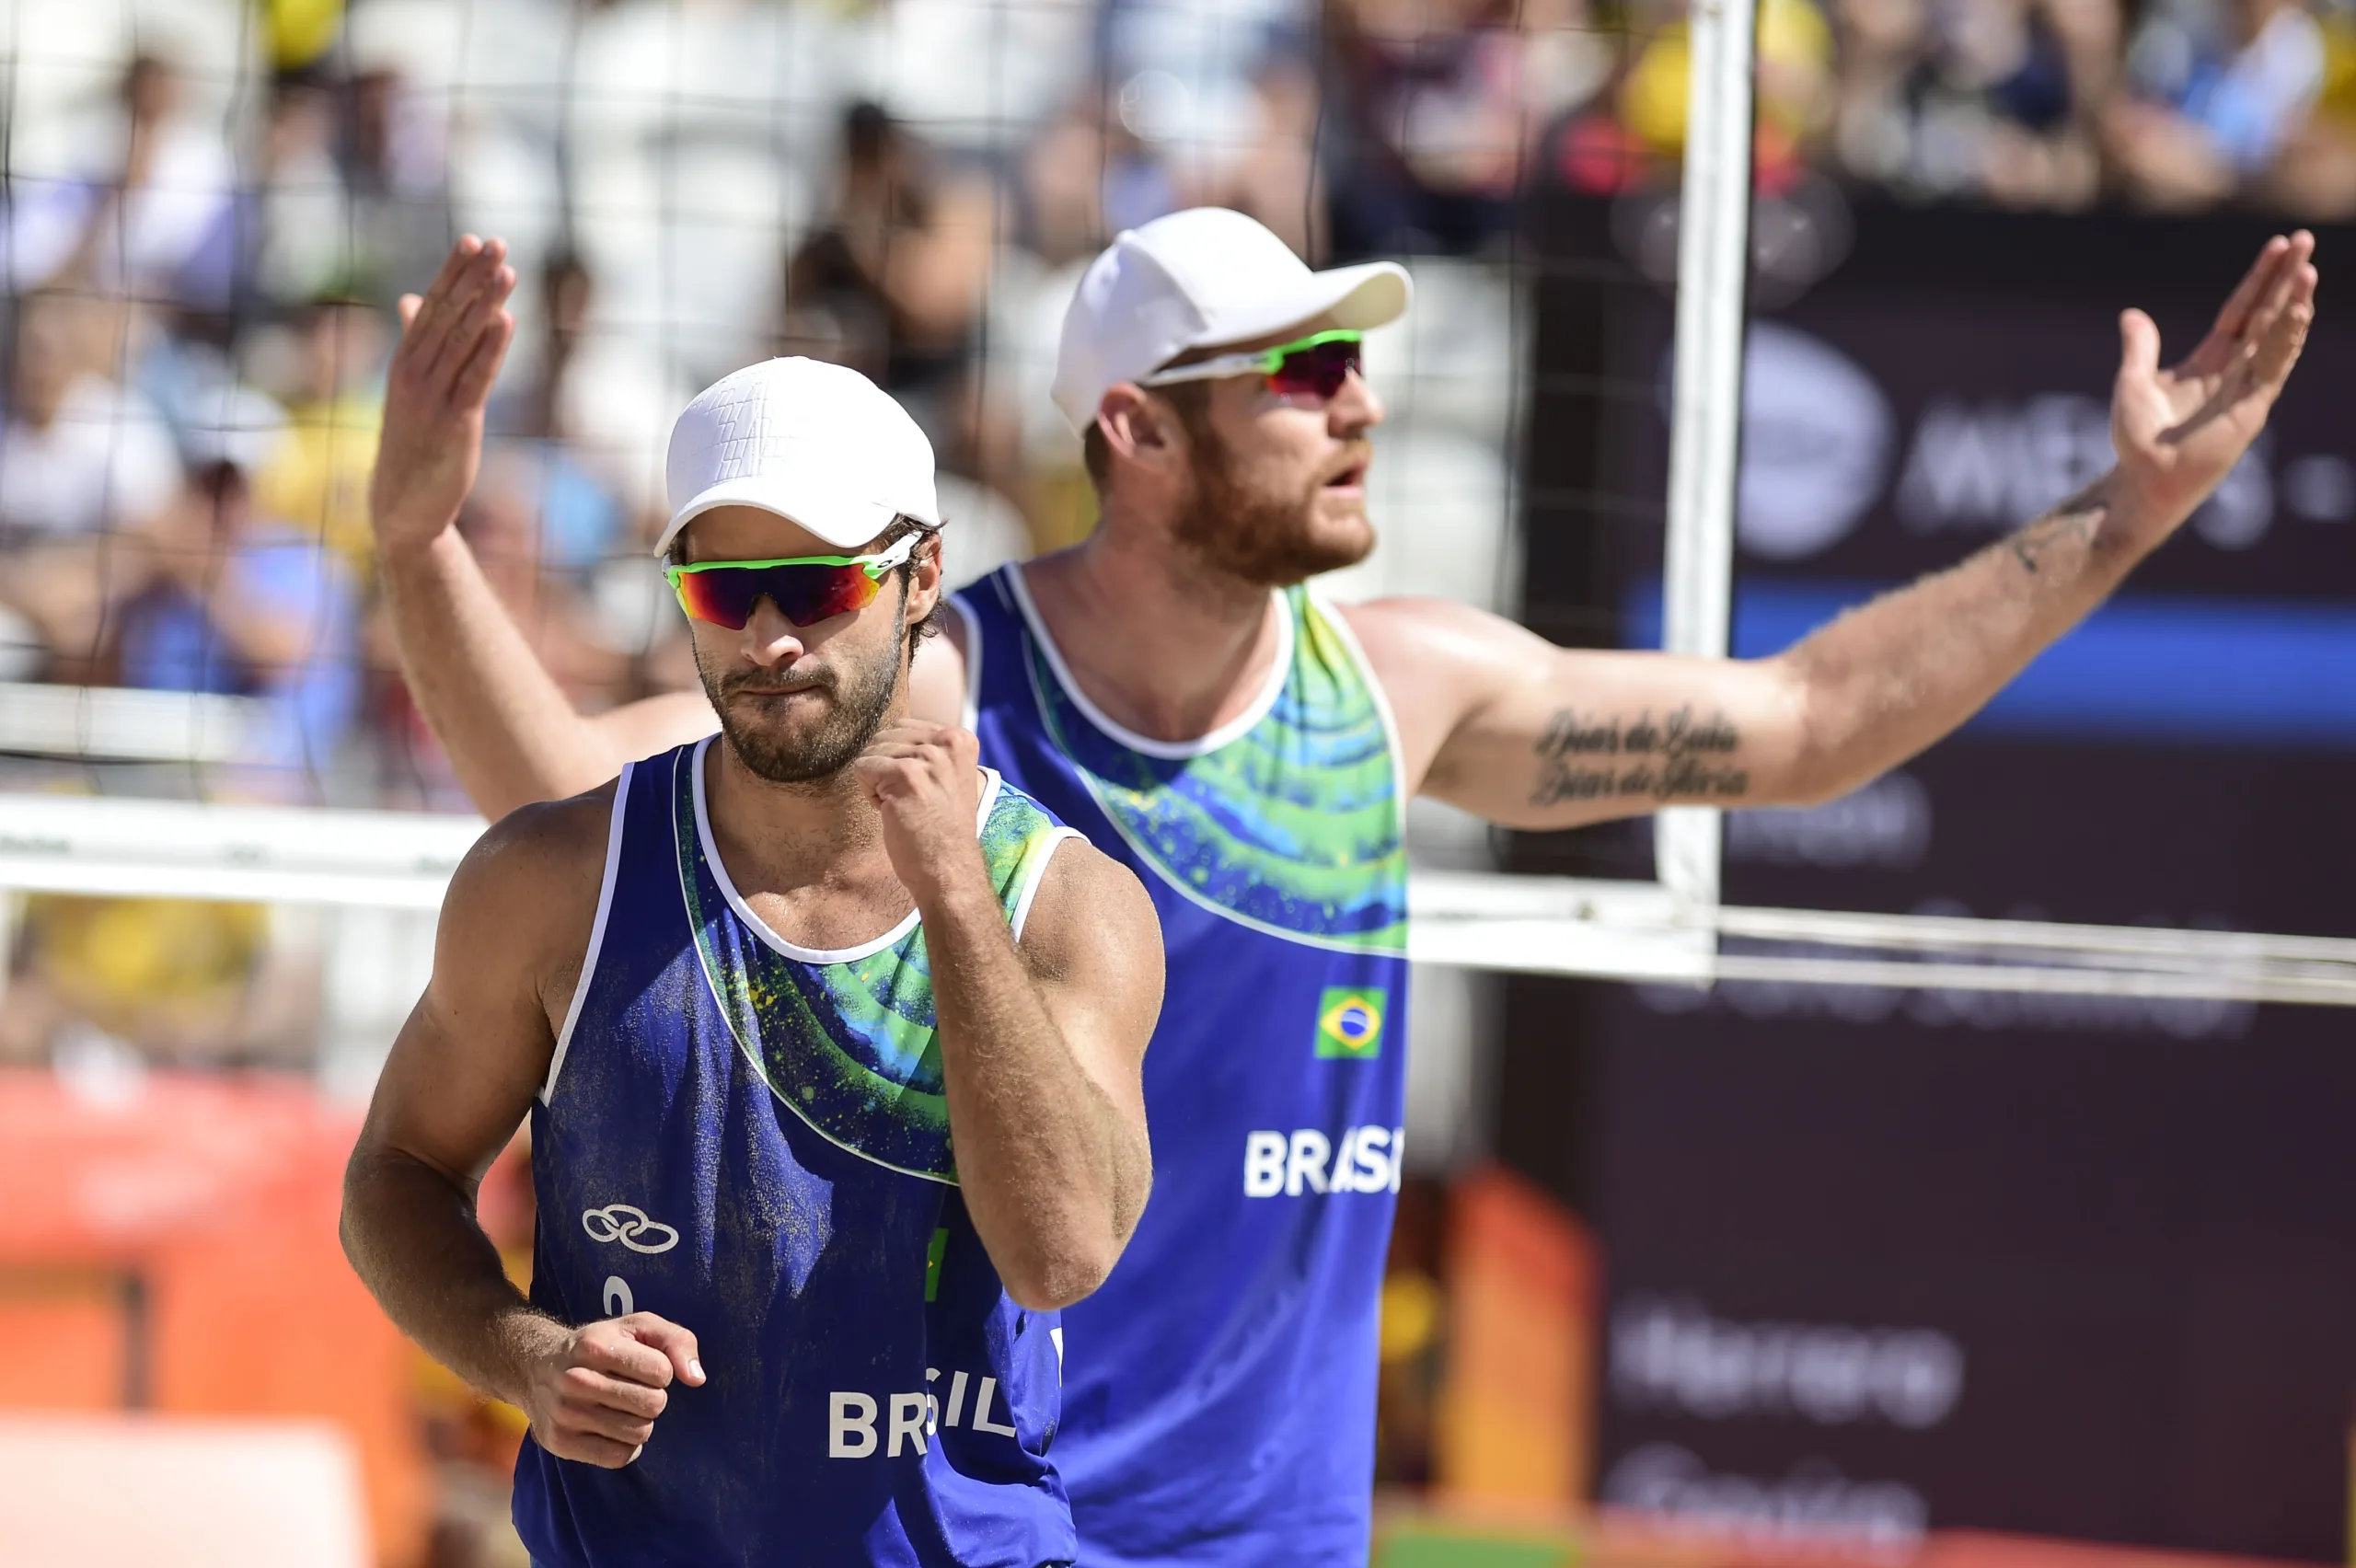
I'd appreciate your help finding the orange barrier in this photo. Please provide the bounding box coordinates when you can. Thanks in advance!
[0,1070,428,1568]
[1433,1163,1602,1510]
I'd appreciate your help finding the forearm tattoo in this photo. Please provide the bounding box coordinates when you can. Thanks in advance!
[2008,485,2107,575]
[1530,705,1750,807]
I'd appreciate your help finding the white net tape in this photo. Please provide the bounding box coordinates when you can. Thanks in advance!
[9,793,2352,1009]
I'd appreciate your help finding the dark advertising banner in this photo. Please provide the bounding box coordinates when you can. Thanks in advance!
[1515,198,2356,1558]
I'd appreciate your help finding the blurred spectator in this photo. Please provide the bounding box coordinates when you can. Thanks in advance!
[251,65,451,314]
[1323,0,1614,257]
[1023,85,1183,258]
[1053,63,1329,256]
[2268,4,2356,215]
[1217,62,1330,257]
[2107,0,2328,208]
[0,893,313,1071]
[251,77,352,309]
[0,288,180,678]
[1092,0,1329,248]
[342,66,457,309]
[787,102,998,418]
[488,251,629,583]
[788,100,1044,540]
[1833,0,2117,207]
[1612,0,1839,190]
[252,294,388,582]
[454,455,630,711]
[0,53,237,309]
[111,394,362,794]
[0,289,180,543]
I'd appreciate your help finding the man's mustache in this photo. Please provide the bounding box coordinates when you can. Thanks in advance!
[718,668,837,699]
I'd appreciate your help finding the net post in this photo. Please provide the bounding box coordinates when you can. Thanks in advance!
[1656,0,1757,915]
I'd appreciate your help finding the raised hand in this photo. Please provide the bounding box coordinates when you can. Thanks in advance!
[514,1310,706,1469]
[2110,231,2317,542]
[853,719,987,905]
[369,236,518,561]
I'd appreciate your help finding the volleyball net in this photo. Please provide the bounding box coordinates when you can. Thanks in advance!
[2,0,2351,1126]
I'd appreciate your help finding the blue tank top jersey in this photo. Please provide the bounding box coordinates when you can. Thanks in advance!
[514,737,1084,1568]
[953,566,1412,1567]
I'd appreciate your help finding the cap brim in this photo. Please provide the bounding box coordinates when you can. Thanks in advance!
[1187,260,1414,354]
[653,478,923,559]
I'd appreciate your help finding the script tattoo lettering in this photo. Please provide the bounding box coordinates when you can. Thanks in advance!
[2009,489,2104,574]
[1530,705,1749,807]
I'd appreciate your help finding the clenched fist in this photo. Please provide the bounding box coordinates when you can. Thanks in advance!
[852,720,989,905]
[514,1310,706,1469]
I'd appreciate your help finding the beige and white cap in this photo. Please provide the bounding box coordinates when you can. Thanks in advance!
[1049,207,1413,434]
[656,357,940,557]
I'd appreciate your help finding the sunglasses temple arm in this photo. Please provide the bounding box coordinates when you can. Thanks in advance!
[1139,355,1264,388]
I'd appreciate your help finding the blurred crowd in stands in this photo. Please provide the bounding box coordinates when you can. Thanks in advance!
[2,0,2351,806]
[0,0,2349,1074]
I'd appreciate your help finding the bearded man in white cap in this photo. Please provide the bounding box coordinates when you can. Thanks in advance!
[353,308,1161,1566]
[372,219,2316,1564]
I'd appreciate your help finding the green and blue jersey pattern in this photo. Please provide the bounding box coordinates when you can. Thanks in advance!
[676,755,1073,1184]
[514,741,1080,1568]
[1022,586,1408,953]
[961,567,1411,1568]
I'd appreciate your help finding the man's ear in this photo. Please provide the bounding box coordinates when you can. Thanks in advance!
[905,527,945,622]
[1097,384,1184,471]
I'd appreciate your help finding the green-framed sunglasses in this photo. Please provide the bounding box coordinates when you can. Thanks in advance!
[1138,329,1365,401]
[664,532,920,630]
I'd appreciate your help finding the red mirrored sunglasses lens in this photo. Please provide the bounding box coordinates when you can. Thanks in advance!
[676,564,883,629]
[1265,340,1360,399]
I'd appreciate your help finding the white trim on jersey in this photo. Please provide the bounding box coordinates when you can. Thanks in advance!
[1010,827,1084,945]
[542,762,634,1106]
[1003,560,1294,760]
[690,737,1009,965]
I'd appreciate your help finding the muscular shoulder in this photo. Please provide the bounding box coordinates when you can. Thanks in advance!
[1016,838,1162,1002]
[442,780,620,1023]
[1339,594,1530,672]
[1337,596,1547,781]
[460,781,616,895]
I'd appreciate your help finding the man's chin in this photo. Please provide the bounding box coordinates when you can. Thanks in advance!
[724,733,855,784]
[711,704,855,784]
[1174,484,1376,586]
[1288,514,1378,581]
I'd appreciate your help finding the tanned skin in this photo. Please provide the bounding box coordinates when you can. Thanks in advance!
[372,230,2316,846]
[343,487,1162,1468]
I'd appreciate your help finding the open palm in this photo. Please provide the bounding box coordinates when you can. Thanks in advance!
[368,236,518,557]
[2110,231,2317,536]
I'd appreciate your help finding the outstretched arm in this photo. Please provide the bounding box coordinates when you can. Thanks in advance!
[371,235,717,817]
[341,790,708,1468]
[1368,232,2319,828]
[855,721,1161,1311]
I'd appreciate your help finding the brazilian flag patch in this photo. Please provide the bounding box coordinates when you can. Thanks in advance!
[1314,986,1387,1059]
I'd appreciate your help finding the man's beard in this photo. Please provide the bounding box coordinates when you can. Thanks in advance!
[1171,425,1374,588]
[696,605,905,785]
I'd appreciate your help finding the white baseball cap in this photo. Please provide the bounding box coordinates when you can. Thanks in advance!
[1051,208,1414,433]
[655,357,940,558]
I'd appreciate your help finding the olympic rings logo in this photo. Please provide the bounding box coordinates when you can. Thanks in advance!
[581,1203,680,1255]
